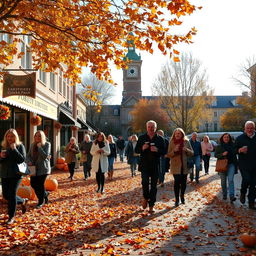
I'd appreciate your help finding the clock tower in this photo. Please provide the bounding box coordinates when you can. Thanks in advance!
[122,40,142,103]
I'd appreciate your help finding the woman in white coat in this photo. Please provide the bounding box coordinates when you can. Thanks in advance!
[90,132,110,194]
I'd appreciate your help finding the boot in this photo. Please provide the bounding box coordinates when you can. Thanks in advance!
[249,202,256,210]
[240,193,246,204]
[180,194,185,204]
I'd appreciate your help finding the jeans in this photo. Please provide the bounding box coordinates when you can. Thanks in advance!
[130,162,137,176]
[202,154,211,174]
[68,162,76,178]
[240,167,256,204]
[190,155,201,182]
[30,174,48,205]
[117,148,124,162]
[108,157,115,171]
[83,161,91,179]
[141,168,158,207]
[218,163,235,198]
[2,177,24,218]
[173,174,188,203]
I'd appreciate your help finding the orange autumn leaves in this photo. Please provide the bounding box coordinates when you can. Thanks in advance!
[0,0,199,85]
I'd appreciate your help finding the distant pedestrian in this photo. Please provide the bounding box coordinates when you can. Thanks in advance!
[201,135,213,174]
[215,133,238,202]
[116,136,126,162]
[235,121,256,210]
[79,134,92,180]
[167,128,194,207]
[27,130,51,208]
[189,132,202,183]
[65,137,80,181]
[135,120,165,213]
[156,130,170,187]
[126,134,139,177]
[107,134,117,180]
[0,129,28,224]
[90,132,110,194]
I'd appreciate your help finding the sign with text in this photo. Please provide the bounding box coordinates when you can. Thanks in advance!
[3,73,36,98]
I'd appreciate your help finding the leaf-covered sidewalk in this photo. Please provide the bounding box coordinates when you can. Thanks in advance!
[0,160,256,256]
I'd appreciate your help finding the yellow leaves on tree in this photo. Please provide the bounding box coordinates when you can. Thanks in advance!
[0,0,200,84]
[130,99,169,133]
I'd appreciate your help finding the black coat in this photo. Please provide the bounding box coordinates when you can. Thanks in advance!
[126,141,139,165]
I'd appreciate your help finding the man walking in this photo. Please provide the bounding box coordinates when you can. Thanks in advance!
[189,132,202,184]
[116,136,125,162]
[135,120,165,213]
[235,120,256,210]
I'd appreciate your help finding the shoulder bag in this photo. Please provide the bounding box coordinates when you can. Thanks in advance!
[215,158,228,172]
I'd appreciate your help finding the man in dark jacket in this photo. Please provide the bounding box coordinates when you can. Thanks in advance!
[189,132,202,184]
[235,121,256,210]
[116,136,125,162]
[135,120,165,213]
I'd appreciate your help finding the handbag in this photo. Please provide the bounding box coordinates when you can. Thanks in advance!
[17,162,31,176]
[215,158,228,172]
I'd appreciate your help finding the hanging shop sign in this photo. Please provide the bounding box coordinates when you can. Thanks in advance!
[3,73,36,98]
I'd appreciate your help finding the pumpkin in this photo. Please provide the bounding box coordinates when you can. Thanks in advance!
[21,177,31,186]
[55,163,65,170]
[63,165,69,171]
[57,157,65,164]
[17,185,32,199]
[240,233,256,247]
[45,178,58,191]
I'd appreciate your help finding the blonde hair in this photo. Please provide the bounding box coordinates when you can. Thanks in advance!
[69,137,77,144]
[108,134,115,144]
[1,128,21,149]
[34,130,47,145]
[170,128,187,141]
[203,135,210,143]
[84,134,91,142]
[131,134,138,141]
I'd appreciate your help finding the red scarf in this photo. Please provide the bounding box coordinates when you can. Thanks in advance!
[173,138,184,155]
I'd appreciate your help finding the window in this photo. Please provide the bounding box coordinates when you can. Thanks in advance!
[214,122,218,131]
[70,87,73,103]
[39,70,46,84]
[0,33,11,43]
[113,109,119,116]
[67,84,70,101]
[63,78,66,97]
[21,36,32,69]
[214,111,217,117]
[58,70,62,94]
[50,73,55,91]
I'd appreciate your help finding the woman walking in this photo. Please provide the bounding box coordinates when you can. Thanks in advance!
[107,135,117,180]
[126,134,139,177]
[65,137,80,181]
[201,135,213,175]
[0,129,28,224]
[27,130,51,208]
[215,133,238,202]
[167,128,194,207]
[90,132,110,194]
[79,134,92,180]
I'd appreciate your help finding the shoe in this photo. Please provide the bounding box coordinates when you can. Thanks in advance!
[230,196,236,202]
[149,206,154,214]
[7,218,14,225]
[44,192,49,204]
[96,187,100,193]
[21,198,28,214]
[223,195,227,200]
[36,203,44,209]
[101,188,105,194]
[196,180,199,184]
[180,195,185,204]
[142,199,148,209]
[249,203,256,210]
[240,193,246,204]
[175,201,179,207]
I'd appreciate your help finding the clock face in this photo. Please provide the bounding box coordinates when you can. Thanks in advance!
[127,66,138,77]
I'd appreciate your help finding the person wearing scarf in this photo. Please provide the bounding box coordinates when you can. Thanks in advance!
[90,132,110,194]
[167,128,194,207]
[215,133,238,202]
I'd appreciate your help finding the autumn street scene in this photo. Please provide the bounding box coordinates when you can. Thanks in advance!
[0,158,255,256]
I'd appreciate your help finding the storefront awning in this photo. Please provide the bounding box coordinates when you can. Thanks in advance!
[59,109,81,128]
[77,118,89,130]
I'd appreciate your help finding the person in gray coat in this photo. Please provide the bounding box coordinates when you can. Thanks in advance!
[27,130,51,208]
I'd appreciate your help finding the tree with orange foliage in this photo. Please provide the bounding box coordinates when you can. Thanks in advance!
[0,0,199,84]
[220,96,256,131]
[130,99,169,133]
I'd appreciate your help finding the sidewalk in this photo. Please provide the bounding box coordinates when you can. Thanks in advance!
[68,159,256,256]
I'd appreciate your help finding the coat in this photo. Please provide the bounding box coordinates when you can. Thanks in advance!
[126,141,139,165]
[64,143,80,164]
[90,141,110,173]
[0,144,26,178]
[79,141,92,163]
[26,142,51,176]
[167,139,194,175]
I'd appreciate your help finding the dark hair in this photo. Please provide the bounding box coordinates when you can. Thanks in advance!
[219,133,233,144]
[94,132,106,144]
